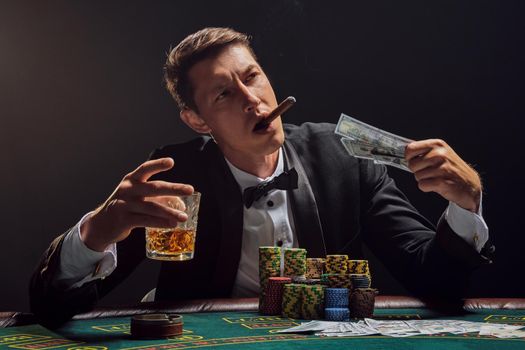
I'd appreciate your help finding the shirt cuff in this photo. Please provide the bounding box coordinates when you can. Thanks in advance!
[444,195,489,252]
[56,212,117,289]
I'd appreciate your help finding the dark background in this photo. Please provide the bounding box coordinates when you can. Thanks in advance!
[1,1,524,311]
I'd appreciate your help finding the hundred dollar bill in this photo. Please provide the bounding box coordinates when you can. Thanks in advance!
[336,113,413,157]
[340,138,411,172]
[276,321,340,333]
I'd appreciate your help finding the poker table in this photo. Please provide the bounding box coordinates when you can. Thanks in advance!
[1,296,524,349]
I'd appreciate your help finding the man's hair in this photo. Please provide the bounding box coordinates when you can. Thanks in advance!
[164,27,254,112]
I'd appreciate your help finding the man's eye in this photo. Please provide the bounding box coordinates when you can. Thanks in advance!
[245,72,258,83]
[216,90,230,101]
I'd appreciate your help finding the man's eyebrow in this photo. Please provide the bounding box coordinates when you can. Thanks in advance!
[209,82,227,94]
[244,64,260,74]
[207,65,260,96]
[207,77,229,96]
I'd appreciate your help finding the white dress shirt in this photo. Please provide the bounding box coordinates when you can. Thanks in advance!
[54,148,489,296]
[226,148,298,297]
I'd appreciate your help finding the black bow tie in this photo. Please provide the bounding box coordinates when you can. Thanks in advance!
[243,168,298,209]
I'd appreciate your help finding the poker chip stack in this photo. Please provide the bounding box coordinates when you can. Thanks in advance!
[325,255,349,274]
[282,284,303,318]
[283,248,307,278]
[321,273,352,288]
[325,288,349,308]
[258,247,281,312]
[347,260,370,275]
[349,274,372,289]
[349,288,377,318]
[324,287,350,321]
[348,261,374,318]
[300,284,325,320]
[258,245,377,321]
[260,277,291,315]
[305,258,325,278]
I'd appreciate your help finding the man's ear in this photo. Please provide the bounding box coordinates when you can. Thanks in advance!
[180,108,212,134]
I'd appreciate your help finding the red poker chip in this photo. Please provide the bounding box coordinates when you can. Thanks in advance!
[260,277,292,315]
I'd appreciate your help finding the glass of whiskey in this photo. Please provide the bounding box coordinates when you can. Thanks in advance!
[145,192,201,261]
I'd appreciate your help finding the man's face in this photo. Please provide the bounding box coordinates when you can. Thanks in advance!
[183,44,284,159]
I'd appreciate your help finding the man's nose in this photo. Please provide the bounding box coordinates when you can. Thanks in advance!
[240,84,261,113]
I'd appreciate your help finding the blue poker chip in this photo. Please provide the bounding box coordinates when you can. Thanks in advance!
[325,288,349,308]
[325,308,350,321]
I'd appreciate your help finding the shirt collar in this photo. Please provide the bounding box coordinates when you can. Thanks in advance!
[225,148,284,192]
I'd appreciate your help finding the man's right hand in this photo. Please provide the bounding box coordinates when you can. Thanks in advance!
[80,158,194,252]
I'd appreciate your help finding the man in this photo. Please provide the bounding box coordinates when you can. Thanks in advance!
[30,27,491,327]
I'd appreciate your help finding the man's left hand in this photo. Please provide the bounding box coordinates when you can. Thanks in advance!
[405,139,482,212]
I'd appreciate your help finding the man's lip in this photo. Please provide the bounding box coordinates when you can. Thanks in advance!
[252,96,296,132]
[253,118,273,133]
[252,113,271,131]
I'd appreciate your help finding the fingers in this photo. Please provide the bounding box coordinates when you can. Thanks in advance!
[406,138,482,211]
[84,158,196,248]
[406,139,448,173]
[117,157,194,199]
[408,151,446,173]
[407,139,451,190]
[121,181,194,199]
[114,199,188,230]
[413,164,446,182]
[127,158,175,182]
[129,200,188,221]
[405,139,446,162]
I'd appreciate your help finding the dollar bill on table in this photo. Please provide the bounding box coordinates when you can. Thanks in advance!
[336,113,413,172]
[405,319,471,335]
[317,321,379,337]
[364,318,421,337]
[275,321,341,333]
[276,320,378,337]
[277,319,525,338]
[479,323,525,338]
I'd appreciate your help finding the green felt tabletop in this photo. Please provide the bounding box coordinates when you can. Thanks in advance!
[1,309,524,350]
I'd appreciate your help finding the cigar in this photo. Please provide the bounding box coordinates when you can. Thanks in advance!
[253,96,296,131]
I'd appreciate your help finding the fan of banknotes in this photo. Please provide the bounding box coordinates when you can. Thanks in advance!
[335,114,413,172]
[278,318,525,338]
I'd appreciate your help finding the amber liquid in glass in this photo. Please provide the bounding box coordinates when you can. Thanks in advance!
[146,227,196,261]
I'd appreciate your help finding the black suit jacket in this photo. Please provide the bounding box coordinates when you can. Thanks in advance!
[30,123,492,327]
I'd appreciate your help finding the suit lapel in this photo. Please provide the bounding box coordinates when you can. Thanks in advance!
[283,141,327,257]
[204,141,244,296]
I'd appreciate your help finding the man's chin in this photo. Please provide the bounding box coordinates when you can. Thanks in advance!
[251,130,285,156]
